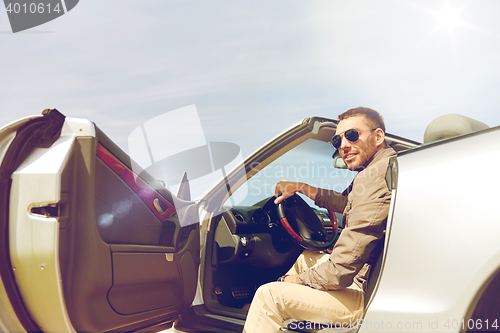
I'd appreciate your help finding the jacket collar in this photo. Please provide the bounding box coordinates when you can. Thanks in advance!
[357,146,396,172]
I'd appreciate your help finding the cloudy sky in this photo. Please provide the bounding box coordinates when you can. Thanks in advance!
[1,0,500,159]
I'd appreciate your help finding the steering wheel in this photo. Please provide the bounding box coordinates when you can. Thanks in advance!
[277,194,338,250]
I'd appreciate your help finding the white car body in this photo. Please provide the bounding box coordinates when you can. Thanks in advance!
[362,127,500,332]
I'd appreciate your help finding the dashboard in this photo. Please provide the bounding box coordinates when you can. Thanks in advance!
[214,196,336,268]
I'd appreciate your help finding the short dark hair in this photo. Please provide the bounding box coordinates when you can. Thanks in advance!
[338,107,386,133]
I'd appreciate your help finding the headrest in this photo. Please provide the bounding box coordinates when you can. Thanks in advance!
[424,114,489,143]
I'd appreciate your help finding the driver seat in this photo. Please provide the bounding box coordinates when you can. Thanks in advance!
[282,240,385,333]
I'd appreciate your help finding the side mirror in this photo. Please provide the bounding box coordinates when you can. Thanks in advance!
[176,171,191,201]
[332,150,347,169]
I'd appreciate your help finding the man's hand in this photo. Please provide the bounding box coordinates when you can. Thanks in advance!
[274,180,317,204]
[274,181,301,204]
[284,274,299,284]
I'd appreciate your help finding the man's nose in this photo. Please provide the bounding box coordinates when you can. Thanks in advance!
[339,136,351,150]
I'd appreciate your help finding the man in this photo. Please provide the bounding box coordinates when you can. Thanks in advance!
[243,107,396,332]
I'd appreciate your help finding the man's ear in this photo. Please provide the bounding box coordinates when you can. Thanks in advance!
[375,128,386,148]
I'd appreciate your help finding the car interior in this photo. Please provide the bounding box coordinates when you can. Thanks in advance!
[191,117,420,329]
[186,113,495,332]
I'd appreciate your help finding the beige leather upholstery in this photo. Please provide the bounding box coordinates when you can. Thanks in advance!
[424,114,489,143]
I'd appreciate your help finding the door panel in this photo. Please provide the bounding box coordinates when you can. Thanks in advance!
[109,252,184,315]
[57,127,199,331]
[95,158,165,246]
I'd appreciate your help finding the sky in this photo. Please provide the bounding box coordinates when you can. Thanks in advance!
[1,0,500,165]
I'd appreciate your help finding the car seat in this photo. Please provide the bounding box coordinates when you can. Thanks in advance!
[423,114,489,144]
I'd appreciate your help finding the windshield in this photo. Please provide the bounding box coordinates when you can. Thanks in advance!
[233,138,356,209]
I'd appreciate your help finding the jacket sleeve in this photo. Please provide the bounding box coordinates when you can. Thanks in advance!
[314,187,348,213]
[297,166,391,291]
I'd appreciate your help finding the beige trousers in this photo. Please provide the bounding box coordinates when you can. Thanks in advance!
[242,251,364,333]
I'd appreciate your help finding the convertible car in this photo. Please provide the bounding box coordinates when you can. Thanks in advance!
[0,109,498,332]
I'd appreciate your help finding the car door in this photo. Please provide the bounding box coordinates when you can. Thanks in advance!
[0,109,199,332]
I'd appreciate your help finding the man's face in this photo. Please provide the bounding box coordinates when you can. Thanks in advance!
[335,116,380,171]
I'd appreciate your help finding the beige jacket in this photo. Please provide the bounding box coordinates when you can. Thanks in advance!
[296,147,396,291]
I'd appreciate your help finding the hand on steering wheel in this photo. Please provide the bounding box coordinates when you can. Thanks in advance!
[274,180,303,205]
[276,193,338,251]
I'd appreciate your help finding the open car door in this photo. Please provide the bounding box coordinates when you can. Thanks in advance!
[0,109,199,332]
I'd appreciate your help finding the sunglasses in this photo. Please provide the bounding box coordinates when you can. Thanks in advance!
[331,128,377,149]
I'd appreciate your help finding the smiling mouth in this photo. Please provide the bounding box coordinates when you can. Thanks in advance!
[344,153,357,162]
